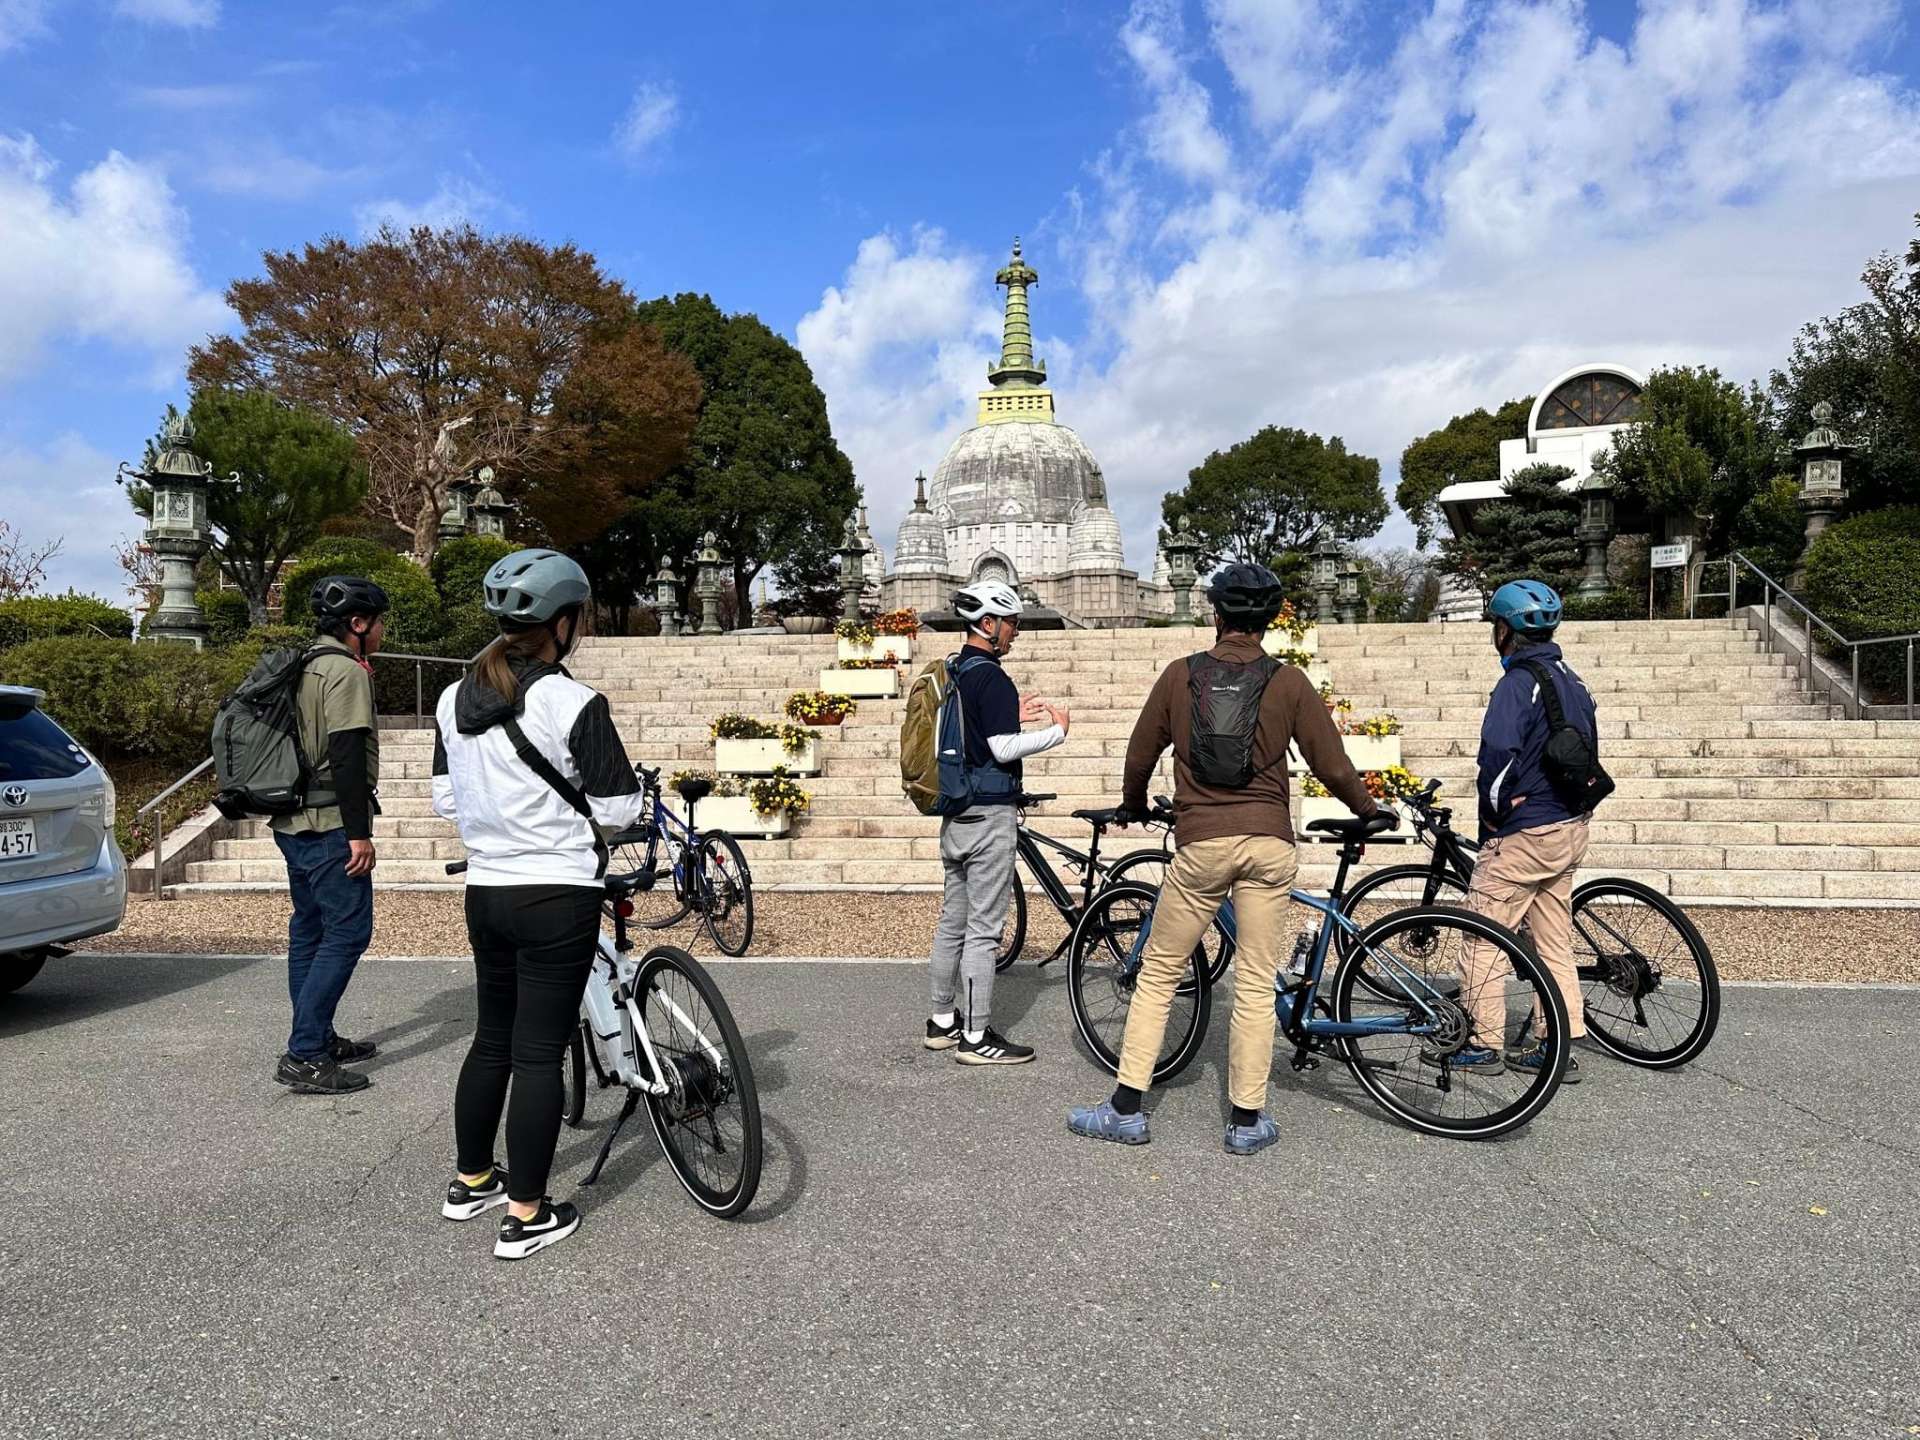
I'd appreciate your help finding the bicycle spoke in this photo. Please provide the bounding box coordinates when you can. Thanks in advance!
[641,966,748,1200]
[1572,889,1713,1064]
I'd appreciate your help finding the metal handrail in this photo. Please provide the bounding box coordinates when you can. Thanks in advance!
[374,648,482,726]
[1695,552,1916,719]
[133,756,214,901]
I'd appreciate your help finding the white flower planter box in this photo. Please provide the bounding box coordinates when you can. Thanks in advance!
[666,795,790,838]
[1261,627,1319,656]
[1340,734,1402,771]
[821,667,898,698]
[836,634,914,664]
[714,736,820,776]
[1297,797,1406,840]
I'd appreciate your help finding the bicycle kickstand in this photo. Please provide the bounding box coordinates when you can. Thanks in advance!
[582,1089,642,1186]
[1288,1042,1319,1073]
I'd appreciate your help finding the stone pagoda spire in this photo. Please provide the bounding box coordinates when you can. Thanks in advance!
[977,237,1056,425]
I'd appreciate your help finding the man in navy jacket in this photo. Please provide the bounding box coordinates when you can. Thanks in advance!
[1451,580,1599,1084]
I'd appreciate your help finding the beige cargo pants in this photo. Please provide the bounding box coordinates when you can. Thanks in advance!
[1462,817,1591,1046]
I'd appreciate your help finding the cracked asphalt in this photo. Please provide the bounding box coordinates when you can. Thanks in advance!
[3,953,1916,1439]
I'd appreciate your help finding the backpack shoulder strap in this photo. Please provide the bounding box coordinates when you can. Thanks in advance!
[502,714,608,879]
[1513,658,1569,731]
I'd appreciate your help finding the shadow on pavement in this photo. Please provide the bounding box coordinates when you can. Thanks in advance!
[0,953,265,1038]
[355,983,476,1074]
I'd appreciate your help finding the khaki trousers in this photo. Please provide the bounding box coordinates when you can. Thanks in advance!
[1462,817,1591,1045]
[1115,834,1298,1111]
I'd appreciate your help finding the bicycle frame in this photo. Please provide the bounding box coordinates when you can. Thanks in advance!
[1014,811,1171,965]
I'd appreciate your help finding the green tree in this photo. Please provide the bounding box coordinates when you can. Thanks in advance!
[1397,397,1533,550]
[1162,424,1386,571]
[631,293,858,620]
[1359,547,1440,623]
[1591,366,1773,551]
[1438,463,1582,602]
[125,391,365,625]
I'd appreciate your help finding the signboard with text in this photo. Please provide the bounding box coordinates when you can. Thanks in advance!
[1650,543,1690,570]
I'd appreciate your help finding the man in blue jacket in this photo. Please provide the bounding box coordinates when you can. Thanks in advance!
[1452,580,1600,1084]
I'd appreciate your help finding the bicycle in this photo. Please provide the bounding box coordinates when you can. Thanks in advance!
[994,792,1229,980]
[605,765,754,957]
[447,853,764,1218]
[1065,811,1569,1140]
[1335,779,1720,1069]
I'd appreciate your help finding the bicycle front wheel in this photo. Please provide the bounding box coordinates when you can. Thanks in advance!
[698,832,755,956]
[993,876,1029,971]
[1572,878,1720,1068]
[1104,850,1235,985]
[1336,863,1471,1001]
[1066,883,1210,1084]
[1331,905,1566,1140]
[631,946,763,1218]
[628,831,693,931]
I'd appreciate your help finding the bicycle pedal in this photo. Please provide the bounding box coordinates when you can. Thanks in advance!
[1289,1051,1320,1072]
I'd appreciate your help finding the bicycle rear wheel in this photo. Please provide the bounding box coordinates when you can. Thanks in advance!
[560,1023,587,1128]
[698,832,755,956]
[631,946,763,1218]
[1066,883,1210,1084]
[1104,850,1234,985]
[1572,878,1720,1068]
[1331,905,1566,1140]
[993,877,1028,971]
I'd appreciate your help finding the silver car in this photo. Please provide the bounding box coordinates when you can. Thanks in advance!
[0,684,127,993]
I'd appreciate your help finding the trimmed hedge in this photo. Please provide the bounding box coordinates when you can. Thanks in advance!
[0,636,260,766]
[1563,589,1642,622]
[1804,506,1920,695]
[0,592,134,649]
[431,536,515,611]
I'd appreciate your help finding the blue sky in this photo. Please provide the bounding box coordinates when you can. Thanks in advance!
[3,0,1918,600]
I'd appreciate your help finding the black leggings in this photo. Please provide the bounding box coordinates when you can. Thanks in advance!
[454,883,602,1202]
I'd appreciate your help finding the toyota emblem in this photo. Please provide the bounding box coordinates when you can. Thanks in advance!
[2,786,26,808]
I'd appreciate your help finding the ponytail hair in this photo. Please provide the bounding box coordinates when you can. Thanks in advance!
[471,603,585,705]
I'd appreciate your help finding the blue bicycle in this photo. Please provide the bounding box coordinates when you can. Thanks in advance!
[606,765,754,957]
[1065,811,1570,1139]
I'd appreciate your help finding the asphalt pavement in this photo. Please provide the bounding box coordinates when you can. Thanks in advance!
[2,953,1915,1439]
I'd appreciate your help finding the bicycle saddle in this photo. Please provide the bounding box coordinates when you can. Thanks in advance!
[675,776,714,804]
[1306,810,1401,839]
[1072,807,1120,828]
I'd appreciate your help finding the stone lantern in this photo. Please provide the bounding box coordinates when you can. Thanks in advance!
[1791,401,1853,590]
[1164,515,1201,625]
[653,558,681,638]
[836,515,867,625]
[438,476,477,545]
[1336,559,1363,626]
[1312,529,1342,624]
[695,531,725,636]
[468,467,510,540]
[116,414,230,649]
[1575,469,1616,598]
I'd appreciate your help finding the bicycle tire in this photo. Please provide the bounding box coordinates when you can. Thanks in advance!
[1330,905,1566,1140]
[631,830,694,931]
[631,946,763,1218]
[1336,863,1470,1000]
[1103,850,1235,985]
[698,832,755,956]
[1066,882,1211,1084]
[1571,877,1720,1068]
[993,877,1029,972]
[560,1023,587,1128]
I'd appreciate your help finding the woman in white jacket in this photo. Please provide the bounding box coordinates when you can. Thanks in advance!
[430,549,644,1261]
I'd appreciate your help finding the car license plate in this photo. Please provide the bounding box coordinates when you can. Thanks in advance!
[0,817,35,859]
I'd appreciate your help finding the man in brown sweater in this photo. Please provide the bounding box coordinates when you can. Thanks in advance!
[1068,563,1381,1156]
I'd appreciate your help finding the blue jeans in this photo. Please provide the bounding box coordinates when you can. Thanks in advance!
[274,828,375,1062]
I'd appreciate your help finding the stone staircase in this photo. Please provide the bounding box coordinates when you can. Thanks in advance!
[182,620,1920,904]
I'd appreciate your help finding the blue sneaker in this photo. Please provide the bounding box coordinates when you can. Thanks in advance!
[1507,1044,1581,1085]
[1419,1043,1503,1073]
[1224,1112,1280,1156]
[1067,1100,1150,1145]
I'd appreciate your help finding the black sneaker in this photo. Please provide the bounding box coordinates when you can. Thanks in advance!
[329,1035,378,1064]
[956,1026,1034,1066]
[274,1053,370,1094]
[924,1015,963,1051]
[442,1166,512,1221]
[495,1199,581,1261]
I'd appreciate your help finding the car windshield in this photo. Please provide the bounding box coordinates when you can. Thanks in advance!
[0,700,92,781]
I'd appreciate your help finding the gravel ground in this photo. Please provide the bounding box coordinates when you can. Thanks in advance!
[84,888,1920,981]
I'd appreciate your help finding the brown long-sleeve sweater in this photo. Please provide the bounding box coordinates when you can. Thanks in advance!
[1121,631,1378,846]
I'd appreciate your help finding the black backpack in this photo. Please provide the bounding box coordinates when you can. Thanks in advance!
[1186,652,1281,787]
[210,644,333,819]
[1513,657,1615,814]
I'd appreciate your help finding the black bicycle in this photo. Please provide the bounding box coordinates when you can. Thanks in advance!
[605,765,754,957]
[1336,779,1720,1068]
[994,792,1230,980]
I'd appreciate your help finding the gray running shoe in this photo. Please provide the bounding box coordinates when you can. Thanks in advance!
[1067,1100,1150,1145]
[1224,1112,1280,1156]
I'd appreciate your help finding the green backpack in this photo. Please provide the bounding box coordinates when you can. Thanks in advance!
[210,644,335,819]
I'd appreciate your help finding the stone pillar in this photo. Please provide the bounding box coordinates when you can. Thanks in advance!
[837,516,866,624]
[695,532,724,636]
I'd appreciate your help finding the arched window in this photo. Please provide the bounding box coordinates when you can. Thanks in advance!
[1538,371,1642,430]
[974,556,1014,586]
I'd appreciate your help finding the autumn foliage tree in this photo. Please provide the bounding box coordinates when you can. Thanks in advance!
[189,225,701,562]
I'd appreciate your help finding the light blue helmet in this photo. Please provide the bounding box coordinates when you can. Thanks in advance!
[483,548,591,625]
[1489,579,1563,635]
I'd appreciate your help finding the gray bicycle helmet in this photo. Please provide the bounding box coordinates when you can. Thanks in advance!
[483,548,591,624]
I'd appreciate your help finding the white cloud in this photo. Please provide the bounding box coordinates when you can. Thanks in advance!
[0,135,230,383]
[1121,0,1232,183]
[614,82,680,161]
[115,0,219,26]
[353,174,503,236]
[129,83,258,109]
[0,434,147,603]
[0,0,50,52]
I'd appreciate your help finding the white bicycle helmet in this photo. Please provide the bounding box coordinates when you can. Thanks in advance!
[954,581,1022,628]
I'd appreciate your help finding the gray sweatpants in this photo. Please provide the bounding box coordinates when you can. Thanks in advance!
[929,804,1018,1031]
